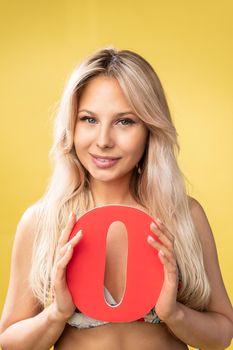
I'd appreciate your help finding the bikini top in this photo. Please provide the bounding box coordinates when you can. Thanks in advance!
[67,286,162,329]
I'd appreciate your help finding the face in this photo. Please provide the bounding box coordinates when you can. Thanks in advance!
[74,75,148,183]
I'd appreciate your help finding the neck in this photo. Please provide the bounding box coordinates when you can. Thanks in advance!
[89,176,136,207]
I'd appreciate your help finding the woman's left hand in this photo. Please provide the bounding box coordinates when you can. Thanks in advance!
[147,219,179,322]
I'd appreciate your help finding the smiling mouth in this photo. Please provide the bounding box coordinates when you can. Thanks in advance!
[91,154,121,168]
[95,158,112,163]
[90,153,121,161]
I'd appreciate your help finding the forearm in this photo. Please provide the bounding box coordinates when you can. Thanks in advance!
[165,302,233,350]
[0,303,67,350]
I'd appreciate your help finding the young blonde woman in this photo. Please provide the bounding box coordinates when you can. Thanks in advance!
[0,47,232,350]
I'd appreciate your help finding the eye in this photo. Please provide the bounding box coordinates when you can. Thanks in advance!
[117,118,135,126]
[79,116,96,124]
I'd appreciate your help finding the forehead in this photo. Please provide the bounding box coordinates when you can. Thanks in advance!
[78,75,131,107]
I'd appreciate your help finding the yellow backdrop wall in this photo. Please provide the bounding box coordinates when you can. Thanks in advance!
[0,1,232,349]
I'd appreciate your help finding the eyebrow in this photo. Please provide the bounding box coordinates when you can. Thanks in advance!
[78,109,137,118]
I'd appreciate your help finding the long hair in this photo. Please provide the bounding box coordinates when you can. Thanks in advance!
[30,46,210,310]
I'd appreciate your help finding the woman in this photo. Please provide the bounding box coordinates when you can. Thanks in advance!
[0,47,232,350]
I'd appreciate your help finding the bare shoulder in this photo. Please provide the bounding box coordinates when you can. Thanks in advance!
[187,196,213,244]
[187,195,206,219]
[14,205,38,242]
[11,204,40,263]
[187,196,233,320]
[15,203,41,243]
[0,204,42,332]
[187,196,221,262]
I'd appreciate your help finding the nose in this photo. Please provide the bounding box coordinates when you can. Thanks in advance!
[96,124,114,149]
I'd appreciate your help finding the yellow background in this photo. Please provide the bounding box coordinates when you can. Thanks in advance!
[0,1,232,349]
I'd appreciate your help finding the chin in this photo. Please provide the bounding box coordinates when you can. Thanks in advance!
[96,171,133,184]
[93,174,118,182]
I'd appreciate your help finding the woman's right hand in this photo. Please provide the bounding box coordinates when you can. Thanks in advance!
[50,212,82,322]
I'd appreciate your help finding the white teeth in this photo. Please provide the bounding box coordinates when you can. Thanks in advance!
[97,158,111,162]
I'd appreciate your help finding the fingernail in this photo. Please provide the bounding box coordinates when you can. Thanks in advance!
[148,235,155,242]
[151,221,158,229]
[69,212,73,220]
[159,249,164,257]
[155,218,162,228]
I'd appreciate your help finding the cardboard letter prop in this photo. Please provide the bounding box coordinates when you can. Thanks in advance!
[66,205,164,322]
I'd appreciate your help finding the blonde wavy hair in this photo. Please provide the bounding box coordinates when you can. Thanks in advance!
[30,46,210,310]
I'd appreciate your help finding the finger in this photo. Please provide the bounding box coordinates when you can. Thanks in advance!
[147,235,175,262]
[54,227,67,263]
[151,219,174,240]
[54,213,77,263]
[154,219,175,241]
[58,212,77,246]
[55,244,73,283]
[150,222,174,250]
[59,244,73,268]
[158,250,177,271]
[59,229,82,257]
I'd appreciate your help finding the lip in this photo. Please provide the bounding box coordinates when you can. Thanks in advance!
[90,153,121,160]
[90,154,121,169]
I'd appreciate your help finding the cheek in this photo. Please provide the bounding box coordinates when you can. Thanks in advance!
[74,127,91,150]
[122,131,147,158]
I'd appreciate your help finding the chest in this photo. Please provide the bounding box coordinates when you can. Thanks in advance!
[103,221,128,304]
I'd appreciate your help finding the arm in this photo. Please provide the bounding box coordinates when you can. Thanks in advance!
[0,208,82,350]
[0,304,67,350]
[148,197,233,350]
[165,301,232,350]
[165,198,233,349]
